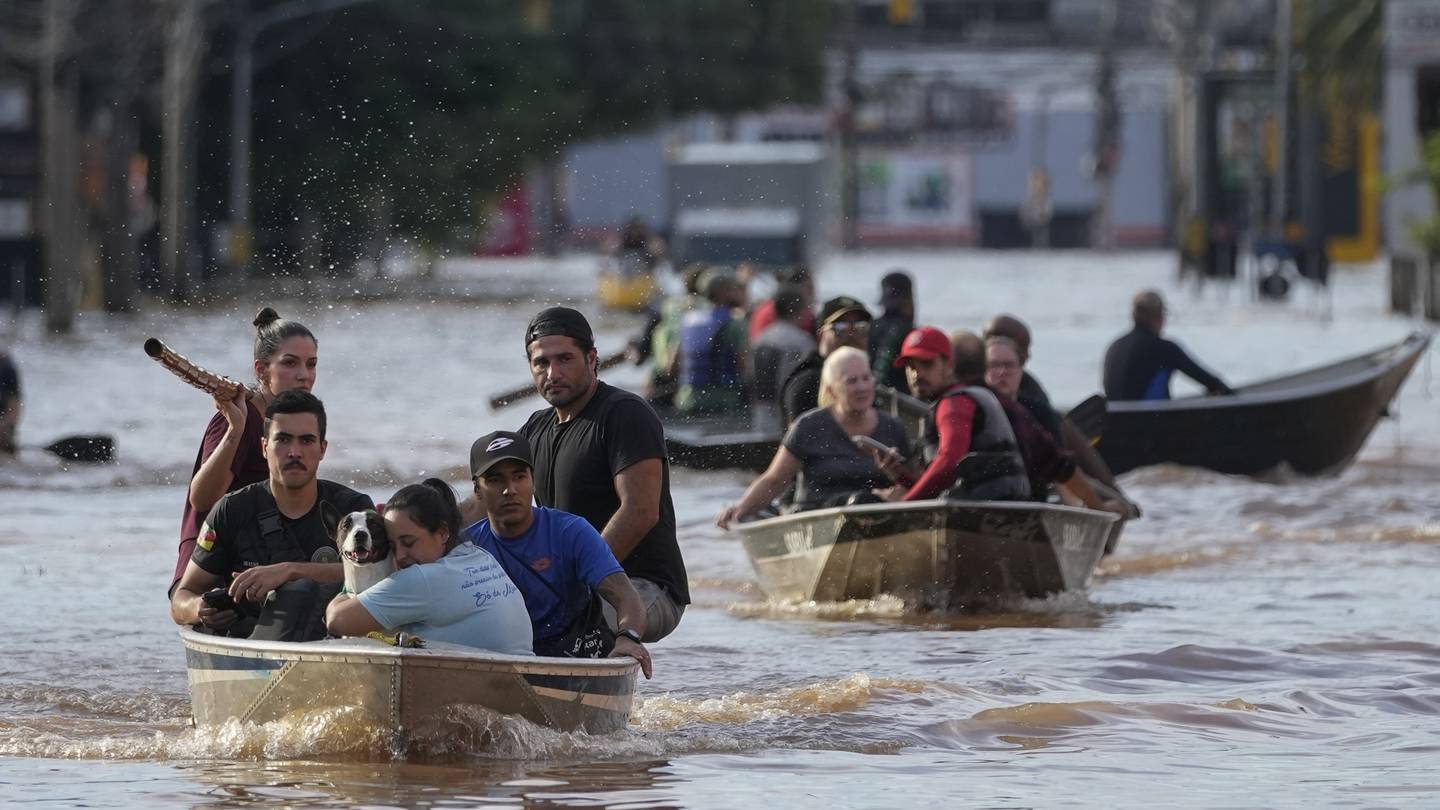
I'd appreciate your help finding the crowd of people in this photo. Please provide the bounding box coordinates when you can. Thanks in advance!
[160,265,1232,672]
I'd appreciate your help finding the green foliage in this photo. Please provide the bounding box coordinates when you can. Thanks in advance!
[248,0,830,262]
[1400,130,1440,258]
[1296,0,1381,110]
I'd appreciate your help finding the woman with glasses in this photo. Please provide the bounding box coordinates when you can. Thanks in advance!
[716,347,911,528]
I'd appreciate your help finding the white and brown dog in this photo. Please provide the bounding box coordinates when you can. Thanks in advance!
[323,505,394,595]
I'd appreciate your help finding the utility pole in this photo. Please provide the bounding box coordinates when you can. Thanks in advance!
[161,0,207,302]
[1090,0,1120,251]
[838,0,860,250]
[1270,0,1292,238]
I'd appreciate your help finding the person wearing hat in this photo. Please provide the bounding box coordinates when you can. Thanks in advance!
[674,269,749,415]
[325,477,535,655]
[514,306,689,646]
[462,430,653,676]
[869,270,914,391]
[879,327,1030,502]
[779,295,873,427]
[1103,290,1232,401]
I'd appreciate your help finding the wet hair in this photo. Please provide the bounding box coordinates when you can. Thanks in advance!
[950,330,986,385]
[264,389,327,440]
[253,307,317,365]
[982,314,1030,364]
[818,346,869,409]
[385,478,464,553]
[773,285,806,321]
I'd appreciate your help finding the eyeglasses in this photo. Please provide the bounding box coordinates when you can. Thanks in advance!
[830,321,870,336]
[987,360,1021,373]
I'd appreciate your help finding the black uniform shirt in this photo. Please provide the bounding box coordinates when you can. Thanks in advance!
[519,381,690,605]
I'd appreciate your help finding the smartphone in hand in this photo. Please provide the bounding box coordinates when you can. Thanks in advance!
[201,588,237,612]
[851,434,897,456]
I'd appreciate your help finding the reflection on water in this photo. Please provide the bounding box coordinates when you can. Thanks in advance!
[3,254,1440,806]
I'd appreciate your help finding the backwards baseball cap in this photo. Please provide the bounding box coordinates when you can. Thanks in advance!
[470,430,534,478]
[525,306,594,349]
[894,326,952,367]
[818,296,873,330]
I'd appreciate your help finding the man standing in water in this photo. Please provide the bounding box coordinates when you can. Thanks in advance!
[515,306,689,643]
[1104,290,1233,401]
[170,390,372,637]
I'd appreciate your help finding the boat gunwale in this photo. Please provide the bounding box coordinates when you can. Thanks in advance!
[1106,332,1431,415]
[179,629,640,677]
[731,497,1120,536]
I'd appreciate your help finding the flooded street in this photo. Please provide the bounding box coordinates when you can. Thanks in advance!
[2,251,1438,807]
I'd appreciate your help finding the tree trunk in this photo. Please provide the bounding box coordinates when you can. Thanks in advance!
[40,0,81,334]
[160,0,206,302]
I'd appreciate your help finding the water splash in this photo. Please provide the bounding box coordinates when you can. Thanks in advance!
[633,673,928,731]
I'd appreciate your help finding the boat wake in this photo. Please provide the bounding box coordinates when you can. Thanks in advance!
[633,673,926,732]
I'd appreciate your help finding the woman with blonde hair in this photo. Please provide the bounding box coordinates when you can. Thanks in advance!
[716,346,911,528]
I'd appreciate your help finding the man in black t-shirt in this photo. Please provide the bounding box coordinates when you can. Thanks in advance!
[169,390,372,637]
[517,306,688,643]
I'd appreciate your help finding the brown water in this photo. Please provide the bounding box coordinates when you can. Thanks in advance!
[2,252,1438,807]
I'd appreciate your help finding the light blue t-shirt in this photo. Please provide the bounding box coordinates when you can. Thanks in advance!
[356,541,534,656]
[464,506,624,648]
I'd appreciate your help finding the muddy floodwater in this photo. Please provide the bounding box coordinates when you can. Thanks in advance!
[2,251,1438,807]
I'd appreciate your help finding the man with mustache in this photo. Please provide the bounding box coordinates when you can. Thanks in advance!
[169,390,372,639]
[515,306,688,644]
[464,430,652,677]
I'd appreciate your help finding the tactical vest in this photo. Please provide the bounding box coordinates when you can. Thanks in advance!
[924,385,1031,501]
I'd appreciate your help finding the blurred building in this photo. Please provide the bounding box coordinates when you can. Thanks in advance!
[545,0,1177,251]
[1385,0,1440,317]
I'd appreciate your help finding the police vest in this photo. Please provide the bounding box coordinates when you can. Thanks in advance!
[924,385,1031,501]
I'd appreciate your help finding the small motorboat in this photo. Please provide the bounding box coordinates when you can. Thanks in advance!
[180,629,638,738]
[1096,332,1432,477]
[735,499,1118,611]
[597,250,659,312]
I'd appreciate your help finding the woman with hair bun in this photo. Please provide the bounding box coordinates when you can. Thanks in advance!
[169,307,318,595]
[325,479,534,655]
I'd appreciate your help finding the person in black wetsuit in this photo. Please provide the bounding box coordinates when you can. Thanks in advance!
[1103,290,1233,401]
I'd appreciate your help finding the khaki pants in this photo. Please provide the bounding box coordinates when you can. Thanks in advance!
[603,577,685,643]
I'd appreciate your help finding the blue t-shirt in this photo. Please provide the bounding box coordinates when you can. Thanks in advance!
[463,506,624,647]
[356,542,534,656]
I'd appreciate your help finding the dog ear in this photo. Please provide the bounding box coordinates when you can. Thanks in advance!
[321,501,341,537]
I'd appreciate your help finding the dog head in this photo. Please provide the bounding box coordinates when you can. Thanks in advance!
[334,509,391,566]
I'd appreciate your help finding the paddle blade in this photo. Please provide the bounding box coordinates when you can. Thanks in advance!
[45,435,116,463]
[1063,394,1107,439]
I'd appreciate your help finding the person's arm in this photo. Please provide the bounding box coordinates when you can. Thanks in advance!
[187,394,250,513]
[170,560,232,627]
[228,562,343,603]
[716,446,802,528]
[903,396,976,501]
[1059,419,1117,488]
[596,572,652,679]
[325,592,385,637]
[602,458,663,561]
[1166,340,1233,395]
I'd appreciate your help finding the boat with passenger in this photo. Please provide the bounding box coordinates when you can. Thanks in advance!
[1094,332,1432,477]
[180,628,639,738]
[734,499,1117,611]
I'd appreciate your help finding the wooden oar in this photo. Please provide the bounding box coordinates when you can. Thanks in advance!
[27,434,116,463]
[488,350,629,411]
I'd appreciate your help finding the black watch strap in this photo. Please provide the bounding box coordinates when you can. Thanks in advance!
[617,628,643,644]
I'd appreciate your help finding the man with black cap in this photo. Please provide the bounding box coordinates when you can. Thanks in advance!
[463,430,652,676]
[779,295,873,427]
[869,270,914,391]
[514,306,689,644]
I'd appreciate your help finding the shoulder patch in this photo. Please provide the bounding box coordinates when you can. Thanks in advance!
[197,524,216,552]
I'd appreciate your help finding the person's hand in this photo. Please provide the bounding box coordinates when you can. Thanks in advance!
[214,391,247,434]
[610,636,653,679]
[196,601,237,629]
[228,563,293,604]
[715,504,741,530]
[865,446,905,480]
[875,485,908,502]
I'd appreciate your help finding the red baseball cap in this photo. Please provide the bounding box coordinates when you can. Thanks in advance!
[895,326,952,367]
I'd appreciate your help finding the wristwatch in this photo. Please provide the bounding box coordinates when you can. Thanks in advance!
[617,628,643,644]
